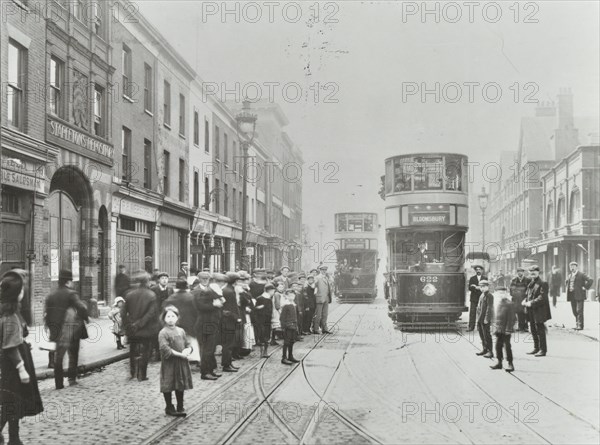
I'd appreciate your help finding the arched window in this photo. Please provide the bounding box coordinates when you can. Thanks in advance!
[569,189,581,223]
[546,201,554,231]
[556,196,566,228]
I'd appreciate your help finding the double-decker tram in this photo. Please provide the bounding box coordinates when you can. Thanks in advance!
[383,153,469,326]
[333,212,379,303]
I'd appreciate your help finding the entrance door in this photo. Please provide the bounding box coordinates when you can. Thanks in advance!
[49,191,81,292]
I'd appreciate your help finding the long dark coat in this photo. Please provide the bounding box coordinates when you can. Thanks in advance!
[525,277,551,323]
[193,287,222,338]
[254,295,273,345]
[494,298,516,335]
[122,286,160,339]
[151,284,174,309]
[44,286,89,343]
[510,276,531,313]
[468,274,487,302]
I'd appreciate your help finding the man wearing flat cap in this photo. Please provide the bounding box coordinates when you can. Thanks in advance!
[45,269,89,389]
[510,267,531,331]
[313,265,333,334]
[523,266,551,356]
[565,261,593,330]
[220,272,242,372]
[475,279,494,358]
[467,265,487,331]
[249,269,267,300]
[177,262,189,281]
[151,272,173,308]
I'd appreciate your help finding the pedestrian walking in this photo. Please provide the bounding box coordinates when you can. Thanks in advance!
[158,305,193,417]
[270,280,284,346]
[193,276,223,381]
[302,274,317,334]
[510,267,530,332]
[467,265,486,331]
[108,297,126,350]
[45,269,89,389]
[490,287,516,372]
[312,265,333,334]
[221,272,242,372]
[280,290,300,365]
[523,266,551,357]
[115,265,130,298]
[0,270,43,444]
[475,279,494,358]
[255,283,275,358]
[163,280,200,365]
[122,271,160,381]
[548,265,563,308]
[565,262,593,330]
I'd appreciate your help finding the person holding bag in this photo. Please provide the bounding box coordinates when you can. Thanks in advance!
[0,269,44,444]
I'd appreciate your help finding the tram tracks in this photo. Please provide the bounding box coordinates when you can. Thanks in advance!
[139,303,354,445]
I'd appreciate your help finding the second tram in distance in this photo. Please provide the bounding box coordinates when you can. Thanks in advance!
[334,212,379,303]
[382,153,469,325]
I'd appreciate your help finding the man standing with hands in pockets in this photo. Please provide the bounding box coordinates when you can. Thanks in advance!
[312,265,333,334]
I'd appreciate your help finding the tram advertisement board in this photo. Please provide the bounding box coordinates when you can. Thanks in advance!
[408,204,450,225]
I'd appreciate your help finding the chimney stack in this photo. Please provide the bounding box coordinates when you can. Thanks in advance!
[554,87,579,160]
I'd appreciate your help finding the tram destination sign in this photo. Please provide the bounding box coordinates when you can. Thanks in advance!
[409,212,450,225]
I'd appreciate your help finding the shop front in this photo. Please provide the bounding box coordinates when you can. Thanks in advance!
[212,224,233,272]
[158,206,192,277]
[190,219,214,272]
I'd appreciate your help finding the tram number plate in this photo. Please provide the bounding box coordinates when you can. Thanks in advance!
[419,276,439,283]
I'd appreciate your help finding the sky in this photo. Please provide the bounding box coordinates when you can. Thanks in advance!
[137,0,599,249]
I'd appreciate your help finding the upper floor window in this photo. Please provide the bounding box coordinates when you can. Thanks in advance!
[546,201,554,231]
[179,158,186,201]
[215,126,220,159]
[556,196,566,228]
[93,85,104,137]
[121,126,132,181]
[179,94,186,136]
[569,189,581,224]
[8,40,26,130]
[193,111,199,146]
[144,139,152,189]
[204,118,210,152]
[122,44,132,98]
[164,81,171,126]
[224,133,228,165]
[50,56,64,118]
[144,63,153,112]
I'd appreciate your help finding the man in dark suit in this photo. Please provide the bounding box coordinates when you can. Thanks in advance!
[510,267,530,331]
[221,272,242,372]
[313,265,333,334]
[565,261,593,330]
[475,279,494,358]
[151,272,173,308]
[548,265,562,308]
[177,262,189,281]
[523,266,551,357]
[467,265,486,331]
[45,269,89,389]
[302,274,317,334]
[114,265,130,298]
[121,271,160,380]
[193,273,223,380]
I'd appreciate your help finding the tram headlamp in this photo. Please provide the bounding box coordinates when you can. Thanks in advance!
[351,277,359,286]
[423,283,437,297]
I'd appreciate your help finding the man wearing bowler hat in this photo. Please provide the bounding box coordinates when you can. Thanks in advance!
[467,265,487,331]
[44,269,89,389]
[523,265,551,356]
[565,261,593,330]
[313,265,333,334]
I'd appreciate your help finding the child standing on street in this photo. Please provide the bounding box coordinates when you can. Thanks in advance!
[280,290,299,365]
[108,297,126,350]
[158,305,193,417]
[490,287,516,372]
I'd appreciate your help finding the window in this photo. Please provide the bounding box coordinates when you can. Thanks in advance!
[224,183,229,217]
[50,56,64,117]
[546,201,554,231]
[163,151,170,196]
[445,155,463,191]
[413,156,443,191]
[232,141,238,172]
[144,63,153,111]
[164,81,171,126]
[251,199,255,224]
[179,158,185,201]
[224,133,228,165]
[215,126,220,159]
[194,171,199,207]
[232,188,237,220]
[7,41,25,130]
[122,44,132,98]
[193,111,199,146]
[215,179,220,213]
[92,1,104,36]
[239,191,243,221]
[569,189,581,223]
[72,0,83,20]
[121,127,132,181]
[204,118,210,152]
[1,189,20,214]
[144,139,152,189]
[557,196,566,228]
[204,176,210,209]
[93,85,104,137]
[179,94,186,136]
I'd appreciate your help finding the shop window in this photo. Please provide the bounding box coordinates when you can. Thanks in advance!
[1,190,20,214]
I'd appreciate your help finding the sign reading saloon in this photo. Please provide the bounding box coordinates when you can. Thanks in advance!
[47,117,114,163]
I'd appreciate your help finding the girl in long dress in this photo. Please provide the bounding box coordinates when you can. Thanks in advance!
[158,305,193,417]
[254,283,275,358]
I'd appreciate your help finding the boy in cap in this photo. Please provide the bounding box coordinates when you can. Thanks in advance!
[565,261,593,330]
[280,289,300,364]
[475,279,494,358]
[468,265,487,331]
[151,272,173,308]
[510,267,530,332]
[302,274,317,334]
[490,287,516,372]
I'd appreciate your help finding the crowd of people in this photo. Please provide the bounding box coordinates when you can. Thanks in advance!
[467,261,594,373]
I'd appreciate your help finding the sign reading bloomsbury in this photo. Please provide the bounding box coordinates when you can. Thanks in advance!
[47,117,114,164]
[408,204,450,226]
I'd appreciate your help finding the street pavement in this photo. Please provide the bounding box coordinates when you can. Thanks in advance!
[15,297,599,444]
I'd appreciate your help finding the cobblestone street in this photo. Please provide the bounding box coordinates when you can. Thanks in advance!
[18,298,599,444]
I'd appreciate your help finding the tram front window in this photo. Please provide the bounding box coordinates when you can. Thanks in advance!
[390,231,464,271]
[336,251,377,273]
[414,157,443,190]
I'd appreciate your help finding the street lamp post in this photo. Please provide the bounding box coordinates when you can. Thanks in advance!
[318,220,325,263]
[235,100,257,271]
[478,186,489,252]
